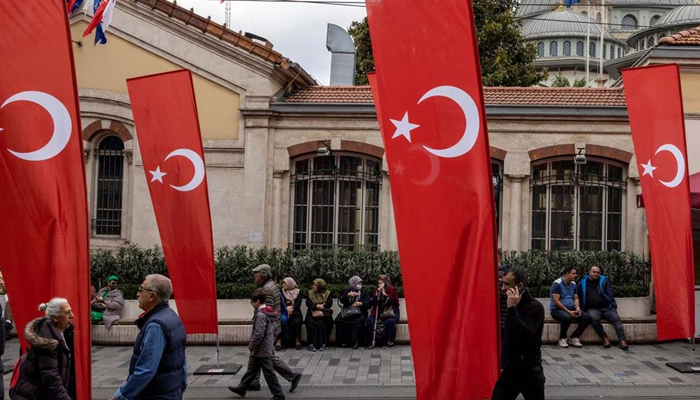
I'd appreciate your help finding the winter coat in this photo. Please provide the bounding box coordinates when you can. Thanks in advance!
[11,318,76,400]
[94,287,124,329]
[502,289,544,375]
[338,288,370,321]
[305,294,333,321]
[249,305,278,357]
[368,285,399,317]
[577,275,617,310]
[259,278,282,336]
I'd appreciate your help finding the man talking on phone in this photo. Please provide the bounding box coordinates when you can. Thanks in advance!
[492,270,545,400]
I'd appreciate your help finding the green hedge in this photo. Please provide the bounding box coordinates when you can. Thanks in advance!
[92,245,649,299]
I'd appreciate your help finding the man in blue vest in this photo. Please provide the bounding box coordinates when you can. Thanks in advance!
[110,274,187,400]
[577,265,629,350]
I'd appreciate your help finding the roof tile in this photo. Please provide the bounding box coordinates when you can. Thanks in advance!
[658,24,700,45]
[285,86,627,107]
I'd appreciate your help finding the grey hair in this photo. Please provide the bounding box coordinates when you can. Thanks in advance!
[38,298,69,317]
[145,274,173,302]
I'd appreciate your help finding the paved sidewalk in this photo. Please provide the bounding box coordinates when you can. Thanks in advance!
[3,339,700,398]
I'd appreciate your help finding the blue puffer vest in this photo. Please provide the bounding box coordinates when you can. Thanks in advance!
[129,301,186,400]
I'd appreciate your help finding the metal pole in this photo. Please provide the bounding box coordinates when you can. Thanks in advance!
[585,1,591,85]
[599,0,605,86]
[216,335,221,368]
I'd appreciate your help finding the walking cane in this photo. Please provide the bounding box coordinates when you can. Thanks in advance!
[371,291,380,348]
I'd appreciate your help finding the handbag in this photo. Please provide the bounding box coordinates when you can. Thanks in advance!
[379,305,396,321]
[340,306,361,320]
[91,303,106,312]
[311,310,324,318]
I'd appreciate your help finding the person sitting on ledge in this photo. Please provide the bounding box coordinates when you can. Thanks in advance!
[91,275,124,329]
[549,266,591,348]
[577,265,629,351]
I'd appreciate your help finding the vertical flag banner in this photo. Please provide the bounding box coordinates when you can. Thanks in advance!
[0,0,92,398]
[127,70,218,334]
[622,64,695,340]
[366,0,500,398]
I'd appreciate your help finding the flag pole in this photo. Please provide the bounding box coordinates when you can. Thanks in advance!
[598,0,605,86]
[585,0,591,86]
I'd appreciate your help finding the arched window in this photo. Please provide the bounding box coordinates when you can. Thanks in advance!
[610,44,615,59]
[648,36,655,48]
[94,136,124,236]
[589,41,596,57]
[291,154,382,251]
[621,14,637,30]
[563,41,571,56]
[550,41,558,56]
[650,15,660,26]
[581,11,588,16]
[531,159,625,251]
[596,12,601,22]
[576,41,584,56]
[603,44,607,59]
[537,42,545,57]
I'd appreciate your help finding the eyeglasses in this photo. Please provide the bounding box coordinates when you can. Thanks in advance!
[137,286,156,293]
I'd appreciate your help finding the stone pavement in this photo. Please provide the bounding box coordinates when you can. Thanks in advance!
[3,339,700,398]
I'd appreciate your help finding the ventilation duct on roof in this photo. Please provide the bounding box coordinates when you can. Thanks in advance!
[326,23,356,85]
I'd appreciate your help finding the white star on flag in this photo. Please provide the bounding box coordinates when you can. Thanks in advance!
[149,166,167,183]
[641,160,657,178]
[390,112,420,143]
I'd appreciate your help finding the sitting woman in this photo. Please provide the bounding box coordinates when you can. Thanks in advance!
[336,276,369,349]
[277,277,302,350]
[305,278,333,352]
[366,274,400,349]
[90,275,124,329]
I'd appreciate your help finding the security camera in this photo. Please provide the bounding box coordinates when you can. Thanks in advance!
[574,148,586,165]
[317,147,331,156]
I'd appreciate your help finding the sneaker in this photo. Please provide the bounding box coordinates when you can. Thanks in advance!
[558,338,569,348]
[308,345,316,352]
[320,344,327,351]
[387,341,395,347]
[569,338,583,348]
[290,373,302,393]
[228,386,246,397]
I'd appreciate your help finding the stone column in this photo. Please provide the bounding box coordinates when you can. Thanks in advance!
[271,171,284,248]
[508,175,525,251]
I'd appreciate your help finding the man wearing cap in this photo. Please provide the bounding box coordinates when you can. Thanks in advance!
[92,275,125,329]
[230,264,302,395]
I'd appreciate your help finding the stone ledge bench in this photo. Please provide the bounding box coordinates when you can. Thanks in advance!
[92,297,656,345]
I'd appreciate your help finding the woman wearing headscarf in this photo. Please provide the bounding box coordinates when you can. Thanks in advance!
[366,274,400,349]
[11,298,76,400]
[304,278,333,352]
[336,276,369,349]
[277,277,303,350]
[90,275,124,329]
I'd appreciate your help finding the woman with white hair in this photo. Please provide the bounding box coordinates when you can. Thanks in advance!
[10,298,76,400]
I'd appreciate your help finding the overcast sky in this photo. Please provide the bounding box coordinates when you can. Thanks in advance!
[175,0,367,85]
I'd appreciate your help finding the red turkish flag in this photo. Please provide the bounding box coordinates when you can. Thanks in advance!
[127,70,218,334]
[0,1,91,398]
[366,0,500,398]
[623,64,695,340]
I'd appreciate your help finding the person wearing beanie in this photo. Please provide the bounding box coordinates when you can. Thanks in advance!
[91,275,124,329]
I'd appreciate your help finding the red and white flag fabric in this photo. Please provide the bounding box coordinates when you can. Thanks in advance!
[366,0,500,398]
[622,64,695,340]
[127,70,218,334]
[0,1,92,398]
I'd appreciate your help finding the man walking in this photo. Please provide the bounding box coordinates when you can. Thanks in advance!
[550,266,591,348]
[577,265,629,350]
[492,270,545,400]
[241,264,301,392]
[110,274,187,400]
[229,289,286,400]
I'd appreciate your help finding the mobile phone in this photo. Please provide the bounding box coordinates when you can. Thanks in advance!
[516,283,524,292]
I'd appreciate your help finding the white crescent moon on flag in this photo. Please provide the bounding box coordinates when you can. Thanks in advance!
[0,91,72,161]
[164,148,205,192]
[655,144,685,188]
[418,86,480,159]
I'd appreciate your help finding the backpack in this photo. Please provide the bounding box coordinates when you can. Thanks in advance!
[9,347,33,397]
[279,288,289,324]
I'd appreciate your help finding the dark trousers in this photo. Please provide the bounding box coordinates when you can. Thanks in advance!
[365,308,400,345]
[588,308,626,341]
[238,355,285,399]
[281,315,302,347]
[336,317,363,346]
[251,354,297,386]
[491,370,545,400]
[306,317,329,348]
[550,309,592,339]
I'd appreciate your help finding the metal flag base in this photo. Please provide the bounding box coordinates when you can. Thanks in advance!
[192,335,242,375]
[666,338,699,373]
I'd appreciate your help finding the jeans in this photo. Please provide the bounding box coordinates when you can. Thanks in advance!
[238,356,285,399]
[550,309,592,339]
[250,354,297,387]
[588,308,626,341]
[491,369,545,400]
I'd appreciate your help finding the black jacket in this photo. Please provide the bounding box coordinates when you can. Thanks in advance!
[502,289,544,375]
[11,318,76,400]
[338,288,370,321]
